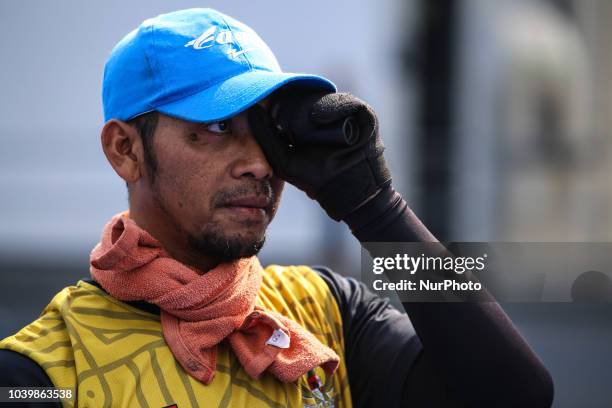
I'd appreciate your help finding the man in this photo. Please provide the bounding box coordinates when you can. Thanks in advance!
[0,8,553,408]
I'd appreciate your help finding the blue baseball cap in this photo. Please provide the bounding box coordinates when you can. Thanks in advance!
[103,8,336,122]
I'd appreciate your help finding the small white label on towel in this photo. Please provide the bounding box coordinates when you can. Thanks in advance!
[266,329,290,349]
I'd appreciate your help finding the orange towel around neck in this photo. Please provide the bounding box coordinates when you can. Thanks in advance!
[89,213,339,384]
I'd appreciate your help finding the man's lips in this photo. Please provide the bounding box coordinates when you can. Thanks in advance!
[223,196,271,209]
[218,196,272,221]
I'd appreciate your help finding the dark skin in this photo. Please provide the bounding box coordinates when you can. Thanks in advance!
[100,102,284,273]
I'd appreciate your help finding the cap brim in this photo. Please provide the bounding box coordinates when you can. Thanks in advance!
[155,70,336,123]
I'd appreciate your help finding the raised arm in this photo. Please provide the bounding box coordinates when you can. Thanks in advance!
[249,91,554,407]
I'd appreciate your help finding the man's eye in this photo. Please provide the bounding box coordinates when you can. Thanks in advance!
[206,120,231,134]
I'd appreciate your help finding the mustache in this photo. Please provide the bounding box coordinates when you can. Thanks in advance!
[213,181,275,208]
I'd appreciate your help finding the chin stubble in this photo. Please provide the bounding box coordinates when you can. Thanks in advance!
[186,225,266,262]
[153,179,273,262]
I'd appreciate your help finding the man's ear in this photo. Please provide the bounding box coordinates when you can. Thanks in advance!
[100,119,145,183]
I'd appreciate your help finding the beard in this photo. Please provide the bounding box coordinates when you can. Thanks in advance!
[186,223,266,262]
[151,177,273,263]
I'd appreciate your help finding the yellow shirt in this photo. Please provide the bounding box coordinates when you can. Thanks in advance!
[0,265,352,408]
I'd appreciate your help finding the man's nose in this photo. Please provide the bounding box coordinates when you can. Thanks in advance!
[230,121,273,180]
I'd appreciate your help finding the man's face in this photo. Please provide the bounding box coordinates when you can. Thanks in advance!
[140,104,284,261]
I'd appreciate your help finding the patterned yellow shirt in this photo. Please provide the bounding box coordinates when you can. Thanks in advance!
[0,265,352,408]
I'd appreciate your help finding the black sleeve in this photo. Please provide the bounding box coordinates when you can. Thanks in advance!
[313,266,425,407]
[0,349,62,407]
[342,185,555,408]
[314,267,463,407]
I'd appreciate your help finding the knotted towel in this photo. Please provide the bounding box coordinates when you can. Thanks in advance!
[90,212,339,384]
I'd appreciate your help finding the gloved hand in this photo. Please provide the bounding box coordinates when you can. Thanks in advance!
[248,91,392,221]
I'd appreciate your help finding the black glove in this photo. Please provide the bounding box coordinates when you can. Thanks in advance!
[248,91,391,221]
